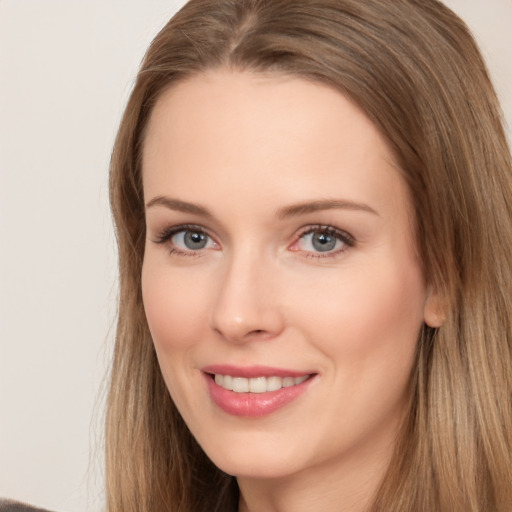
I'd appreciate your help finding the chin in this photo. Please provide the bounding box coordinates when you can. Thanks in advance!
[214,455,302,480]
[197,431,311,480]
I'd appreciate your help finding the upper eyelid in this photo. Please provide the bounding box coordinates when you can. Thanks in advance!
[296,224,355,243]
[152,224,214,244]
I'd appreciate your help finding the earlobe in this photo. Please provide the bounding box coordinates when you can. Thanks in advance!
[423,286,446,328]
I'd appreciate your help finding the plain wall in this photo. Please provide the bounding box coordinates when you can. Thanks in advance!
[0,1,510,511]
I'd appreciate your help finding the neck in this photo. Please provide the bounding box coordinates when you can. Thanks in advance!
[237,437,393,512]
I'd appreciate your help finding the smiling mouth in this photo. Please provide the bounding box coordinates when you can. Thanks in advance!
[203,369,316,417]
[210,373,311,393]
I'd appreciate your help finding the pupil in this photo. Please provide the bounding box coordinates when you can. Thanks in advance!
[312,232,336,252]
[184,231,207,249]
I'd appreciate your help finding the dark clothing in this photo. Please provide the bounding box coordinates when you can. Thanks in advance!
[0,499,55,512]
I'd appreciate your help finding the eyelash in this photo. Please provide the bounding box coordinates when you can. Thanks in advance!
[153,224,213,257]
[152,223,355,259]
[293,224,355,259]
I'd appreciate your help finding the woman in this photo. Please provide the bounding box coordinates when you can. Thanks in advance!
[106,0,512,511]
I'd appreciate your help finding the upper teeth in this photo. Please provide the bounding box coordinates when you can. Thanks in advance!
[214,374,309,393]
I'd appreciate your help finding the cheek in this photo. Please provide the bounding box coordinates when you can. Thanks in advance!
[299,260,426,369]
[141,258,213,416]
[141,259,208,354]
[293,260,426,448]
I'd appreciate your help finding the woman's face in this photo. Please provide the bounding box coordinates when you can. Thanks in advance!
[141,71,440,482]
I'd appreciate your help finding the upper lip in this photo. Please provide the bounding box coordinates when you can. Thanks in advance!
[201,364,314,378]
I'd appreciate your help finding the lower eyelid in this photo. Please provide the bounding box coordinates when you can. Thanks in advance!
[168,247,208,258]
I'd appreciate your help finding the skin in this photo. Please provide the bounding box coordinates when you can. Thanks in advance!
[141,70,442,512]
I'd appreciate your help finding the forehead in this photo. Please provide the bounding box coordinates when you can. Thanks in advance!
[142,70,408,219]
[143,70,391,162]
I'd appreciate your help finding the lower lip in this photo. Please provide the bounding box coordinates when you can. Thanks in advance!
[204,374,314,417]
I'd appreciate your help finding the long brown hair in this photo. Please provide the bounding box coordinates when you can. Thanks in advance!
[107,1,512,510]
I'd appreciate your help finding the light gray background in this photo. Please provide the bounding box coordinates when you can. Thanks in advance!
[0,1,510,511]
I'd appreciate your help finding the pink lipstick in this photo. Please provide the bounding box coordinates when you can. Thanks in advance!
[202,365,315,417]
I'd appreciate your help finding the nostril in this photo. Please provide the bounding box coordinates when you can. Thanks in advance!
[247,329,269,338]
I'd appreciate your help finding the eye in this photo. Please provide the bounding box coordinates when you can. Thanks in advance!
[153,224,218,255]
[291,225,354,257]
[173,230,212,250]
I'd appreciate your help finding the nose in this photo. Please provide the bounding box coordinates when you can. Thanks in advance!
[210,249,285,343]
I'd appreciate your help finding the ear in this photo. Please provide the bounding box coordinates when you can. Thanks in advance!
[423,285,446,328]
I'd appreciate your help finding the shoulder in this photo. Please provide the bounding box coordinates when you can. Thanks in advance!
[0,499,57,512]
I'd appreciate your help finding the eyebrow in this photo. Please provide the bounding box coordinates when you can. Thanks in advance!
[145,196,213,217]
[145,196,379,218]
[276,199,379,219]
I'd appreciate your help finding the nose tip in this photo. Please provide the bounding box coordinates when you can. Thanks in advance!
[209,261,285,343]
[211,299,285,343]
[212,318,269,342]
